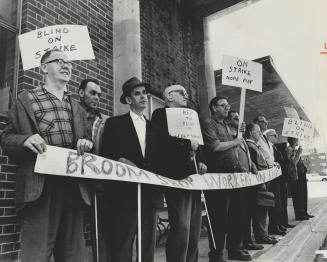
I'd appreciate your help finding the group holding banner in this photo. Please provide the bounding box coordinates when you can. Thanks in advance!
[5,26,315,262]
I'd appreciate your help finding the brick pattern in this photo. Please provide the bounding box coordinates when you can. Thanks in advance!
[140,0,200,110]
[0,0,113,260]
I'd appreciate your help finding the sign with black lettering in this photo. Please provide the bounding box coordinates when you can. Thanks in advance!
[222,55,262,92]
[282,118,314,140]
[18,24,95,70]
[34,146,281,190]
[166,108,204,145]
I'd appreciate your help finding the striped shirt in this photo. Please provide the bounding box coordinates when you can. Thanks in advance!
[28,87,74,148]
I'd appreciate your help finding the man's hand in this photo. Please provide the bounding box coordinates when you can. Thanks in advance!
[198,162,207,175]
[234,138,242,147]
[77,139,93,155]
[190,140,199,151]
[239,122,246,133]
[118,157,137,167]
[23,134,47,154]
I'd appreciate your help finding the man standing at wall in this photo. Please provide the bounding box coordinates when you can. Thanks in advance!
[150,84,207,262]
[0,49,93,262]
[78,78,108,261]
[202,96,251,262]
[78,79,108,153]
[99,77,159,262]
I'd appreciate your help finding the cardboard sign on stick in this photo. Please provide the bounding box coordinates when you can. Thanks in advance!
[166,108,204,145]
[222,55,263,138]
[282,118,314,140]
[222,55,262,92]
[19,24,95,70]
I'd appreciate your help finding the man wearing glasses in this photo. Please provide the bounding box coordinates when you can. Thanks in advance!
[202,96,251,262]
[150,84,207,262]
[0,49,93,262]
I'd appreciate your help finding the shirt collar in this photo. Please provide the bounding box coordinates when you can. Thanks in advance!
[130,110,145,121]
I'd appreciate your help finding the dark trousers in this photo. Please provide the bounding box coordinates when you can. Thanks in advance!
[291,175,308,218]
[243,187,257,244]
[280,181,289,226]
[165,189,202,262]
[99,187,158,262]
[205,189,244,253]
[253,184,268,239]
[19,177,86,262]
[268,178,282,229]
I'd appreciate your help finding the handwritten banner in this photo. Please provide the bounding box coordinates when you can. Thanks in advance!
[166,108,204,145]
[35,146,281,190]
[222,55,262,92]
[18,24,95,70]
[282,118,314,140]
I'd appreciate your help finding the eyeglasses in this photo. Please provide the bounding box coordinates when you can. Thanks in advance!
[216,103,231,110]
[269,134,277,137]
[169,90,188,98]
[42,58,73,68]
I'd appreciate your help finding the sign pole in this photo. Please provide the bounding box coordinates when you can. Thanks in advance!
[238,88,246,139]
[138,183,142,262]
[94,194,99,262]
[192,156,216,250]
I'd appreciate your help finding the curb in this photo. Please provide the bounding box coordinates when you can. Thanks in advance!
[255,198,327,262]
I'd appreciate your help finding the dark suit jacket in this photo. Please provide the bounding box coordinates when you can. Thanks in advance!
[100,112,159,210]
[149,107,204,180]
[0,89,92,210]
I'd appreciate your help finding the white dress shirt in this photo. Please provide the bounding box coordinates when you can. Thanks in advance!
[130,111,146,157]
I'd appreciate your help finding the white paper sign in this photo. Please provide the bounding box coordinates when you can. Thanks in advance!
[166,108,204,145]
[34,146,281,190]
[18,24,95,70]
[222,55,262,92]
[282,118,314,140]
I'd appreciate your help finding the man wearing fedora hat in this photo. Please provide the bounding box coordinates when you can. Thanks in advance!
[99,77,159,262]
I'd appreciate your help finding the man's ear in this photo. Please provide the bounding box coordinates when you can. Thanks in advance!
[166,93,173,102]
[78,89,84,98]
[125,96,132,105]
[40,63,48,74]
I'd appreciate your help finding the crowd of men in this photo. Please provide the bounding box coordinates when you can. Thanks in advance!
[0,49,314,262]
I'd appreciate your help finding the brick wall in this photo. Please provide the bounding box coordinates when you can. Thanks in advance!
[0,0,113,260]
[140,0,200,110]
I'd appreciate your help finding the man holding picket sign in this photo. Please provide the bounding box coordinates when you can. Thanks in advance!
[0,49,94,262]
[150,84,207,262]
[202,96,253,262]
[99,77,160,262]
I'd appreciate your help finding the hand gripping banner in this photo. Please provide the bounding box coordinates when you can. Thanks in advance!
[35,146,281,190]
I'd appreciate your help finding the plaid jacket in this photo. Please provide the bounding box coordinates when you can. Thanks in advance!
[0,89,92,210]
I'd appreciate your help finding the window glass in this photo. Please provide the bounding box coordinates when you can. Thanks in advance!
[0,27,15,123]
[0,0,18,26]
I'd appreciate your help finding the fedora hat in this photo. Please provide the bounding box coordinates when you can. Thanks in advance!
[120,77,150,104]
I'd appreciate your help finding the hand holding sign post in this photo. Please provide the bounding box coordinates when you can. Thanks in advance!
[222,55,263,137]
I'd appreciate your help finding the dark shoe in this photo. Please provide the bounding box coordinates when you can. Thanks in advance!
[305,213,315,218]
[244,242,264,250]
[228,250,252,261]
[256,235,278,244]
[278,225,287,232]
[296,216,309,221]
[268,228,286,236]
[284,223,296,228]
[208,250,226,262]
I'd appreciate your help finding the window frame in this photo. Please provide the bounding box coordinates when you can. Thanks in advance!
[0,0,22,106]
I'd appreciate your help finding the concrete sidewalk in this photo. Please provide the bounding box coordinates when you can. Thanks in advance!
[154,196,327,262]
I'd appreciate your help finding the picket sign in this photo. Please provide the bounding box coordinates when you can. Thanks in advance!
[18,24,95,70]
[222,55,263,138]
